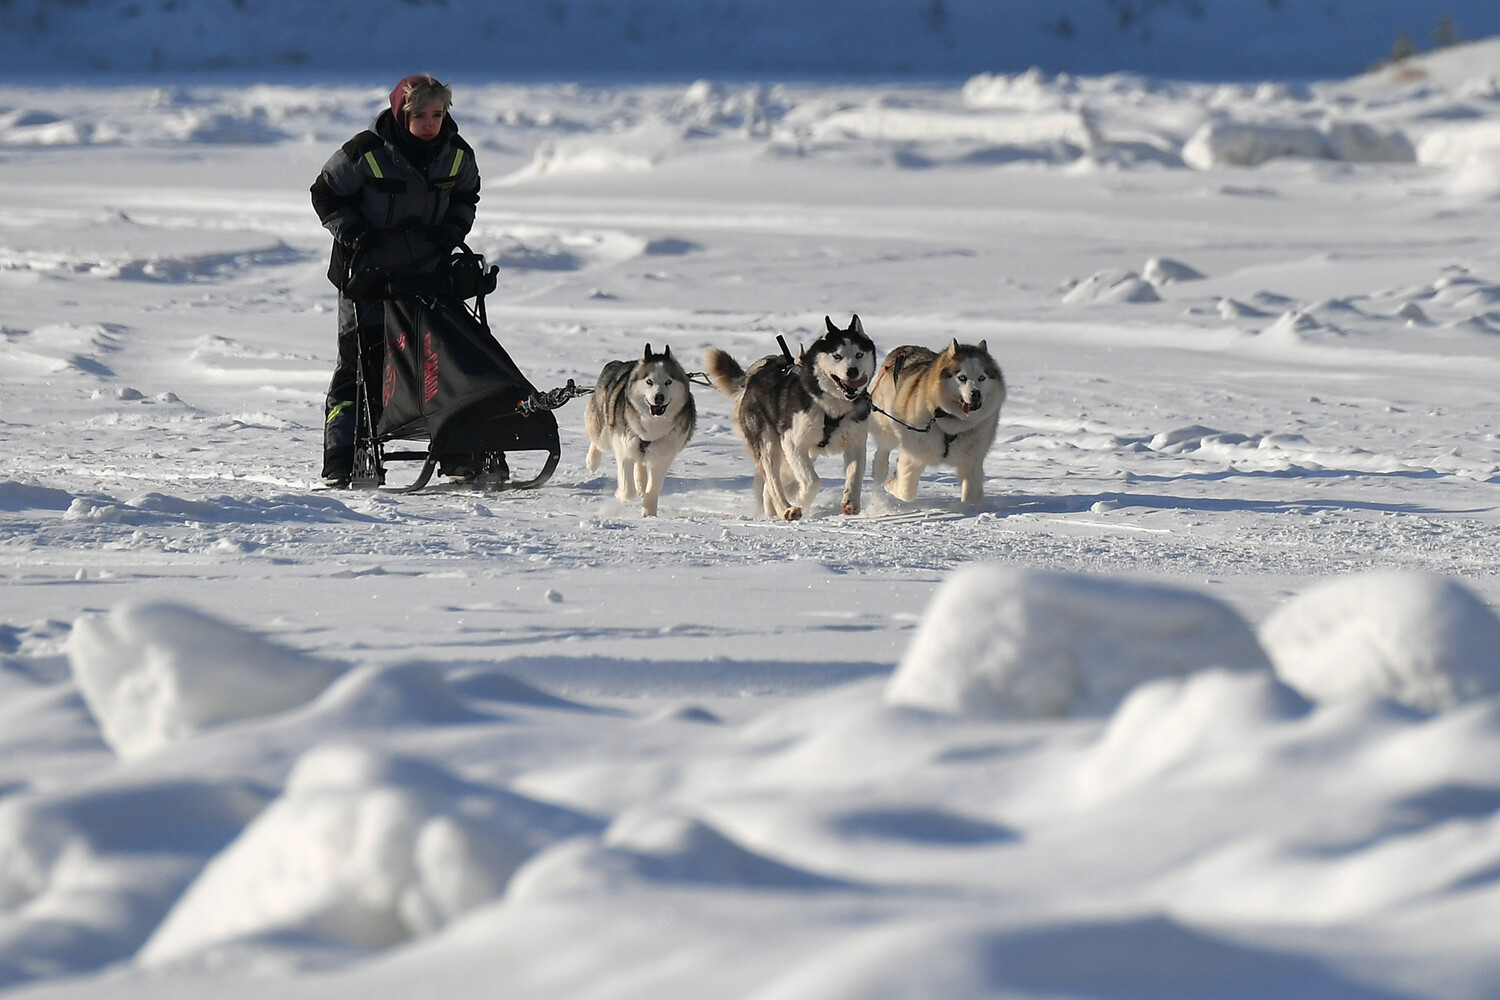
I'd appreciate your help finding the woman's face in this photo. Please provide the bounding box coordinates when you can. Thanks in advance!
[407,101,446,141]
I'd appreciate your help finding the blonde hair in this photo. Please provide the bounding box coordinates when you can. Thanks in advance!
[403,75,452,116]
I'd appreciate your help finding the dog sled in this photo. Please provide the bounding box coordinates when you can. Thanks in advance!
[346,245,568,493]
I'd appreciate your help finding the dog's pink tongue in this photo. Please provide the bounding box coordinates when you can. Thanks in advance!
[846,374,868,389]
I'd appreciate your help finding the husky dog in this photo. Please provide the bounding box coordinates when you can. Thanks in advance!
[704,315,877,520]
[870,339,1005,506]
[585,345,696,516]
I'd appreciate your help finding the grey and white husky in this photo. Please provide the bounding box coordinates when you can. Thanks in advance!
[585,345,696,516]
[704,315,877,520]
[870,339,1005,506]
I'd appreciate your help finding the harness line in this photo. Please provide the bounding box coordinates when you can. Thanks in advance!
[517,371,717,415]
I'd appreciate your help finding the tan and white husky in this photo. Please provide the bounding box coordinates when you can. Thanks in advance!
[869,339,1004,506]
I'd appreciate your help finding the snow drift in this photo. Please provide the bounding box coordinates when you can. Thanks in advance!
[1260,571,1500,711]
[140,743,599,963]
[1182,120,1416,169]
[884,566,1272,719]
[67,603,346,760]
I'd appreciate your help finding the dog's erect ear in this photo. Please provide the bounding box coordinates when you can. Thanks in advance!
[850,314,863,335]
[663,345,673,359]
[643,343,653,360]
[825,315,838,335]
[947,338,960,355]
[978,339,987,353]
[797,345,806,363]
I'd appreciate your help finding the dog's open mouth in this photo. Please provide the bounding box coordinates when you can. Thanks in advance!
[649,403,668,416]
[832,373,868,399]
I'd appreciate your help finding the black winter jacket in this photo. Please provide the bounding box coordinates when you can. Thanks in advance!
[311,109,480,290]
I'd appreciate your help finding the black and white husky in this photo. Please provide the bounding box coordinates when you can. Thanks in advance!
[584,345,696,516]
[704,315,877,520]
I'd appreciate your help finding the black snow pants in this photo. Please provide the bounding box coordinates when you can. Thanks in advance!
[321,294,383,481]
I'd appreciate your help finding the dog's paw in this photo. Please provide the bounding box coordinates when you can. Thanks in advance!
[842,500,859,515]
[782,506,803,521]
[885,478,918,502]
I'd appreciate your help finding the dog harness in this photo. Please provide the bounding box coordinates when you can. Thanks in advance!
[819,395,872,449]
[870,348,959,453]
[929,408,960,457]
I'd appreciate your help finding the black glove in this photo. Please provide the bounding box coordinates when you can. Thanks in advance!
[339,223,369,251]
[430,223,467,254]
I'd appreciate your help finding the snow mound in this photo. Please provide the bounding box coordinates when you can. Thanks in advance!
[1260,571,1500,711]
[0,778,268,981]
[1143,256,1205,285]
[1415,120,1500,198]
[509,805,844,900]
[159,111,289,145]
[1182,120,1414,169]
[1417,119,1500,168]
[0,114,90,147]
[1146,425,1279,458]
[0,480,73,512]
[0,778,266,909]
[807,105,1098,157]
[1218,297,1271,319]
[1062,269,1160,305]
[502,143,655,184]
[447,667,598,712]
[1261,308,1339,341]
[885,567,1271,719]
[66,602,345,760]
[140,743,597,964]
[604,806,842,887]
[308,662,491,728]
[960,69,1074,112]
[1073,668,1310,806]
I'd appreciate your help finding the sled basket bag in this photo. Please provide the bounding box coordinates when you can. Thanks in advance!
[377,294,559,455]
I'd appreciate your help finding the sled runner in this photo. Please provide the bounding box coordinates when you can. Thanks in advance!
[347,247,560,494]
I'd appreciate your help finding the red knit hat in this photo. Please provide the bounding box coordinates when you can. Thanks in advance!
[389,74,437,130]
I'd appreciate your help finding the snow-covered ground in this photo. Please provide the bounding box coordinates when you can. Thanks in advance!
[3,33,1500,1000]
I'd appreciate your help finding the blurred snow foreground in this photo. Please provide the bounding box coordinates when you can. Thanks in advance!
[65,568,1500,755]
[139,743,598,961]
[48,567,1500,964]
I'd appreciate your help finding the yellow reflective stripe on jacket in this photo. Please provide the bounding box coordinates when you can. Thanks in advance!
[363,151,384,178]
[449,149,464,177]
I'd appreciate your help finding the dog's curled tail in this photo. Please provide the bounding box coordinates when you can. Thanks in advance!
[702,348,746,397]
